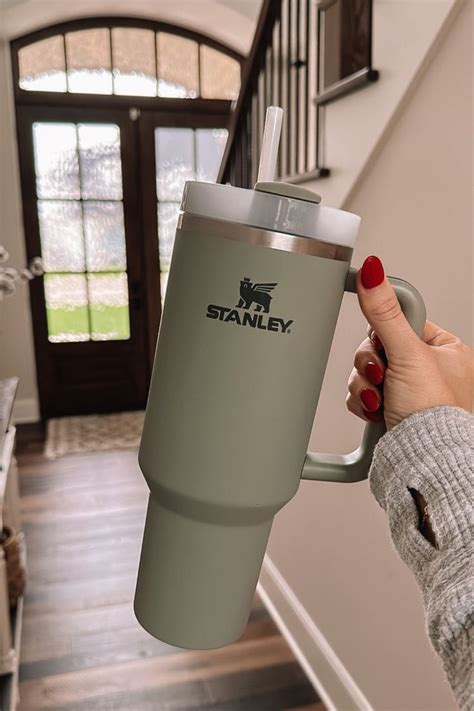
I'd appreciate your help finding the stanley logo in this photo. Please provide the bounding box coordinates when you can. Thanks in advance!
[206,278,293,334]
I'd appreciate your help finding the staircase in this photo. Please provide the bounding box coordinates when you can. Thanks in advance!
[219,0,378,188]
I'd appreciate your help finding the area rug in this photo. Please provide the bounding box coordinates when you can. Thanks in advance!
[45,410,145,458]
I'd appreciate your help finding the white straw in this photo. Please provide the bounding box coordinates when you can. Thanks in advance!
[257,106,284,183]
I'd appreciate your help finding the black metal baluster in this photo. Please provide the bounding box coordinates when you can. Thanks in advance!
[249,94,256,185]
[272,19,280,178]
[315,3,321,171]
[250,92,258,185]
[263,48,268,115]
[304,0,310,173]
[260,69,266,163]
[278,13,285,177]
[295,0,301,175]
[286,0,293,178]
[255,74,261,170]
[229,148,236,187]
[242,106,250,188]
[269,41,274,109]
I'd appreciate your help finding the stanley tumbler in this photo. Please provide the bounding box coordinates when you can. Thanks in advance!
[135,179,426,649]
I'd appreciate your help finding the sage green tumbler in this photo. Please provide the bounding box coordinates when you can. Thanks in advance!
[135,180,425,649]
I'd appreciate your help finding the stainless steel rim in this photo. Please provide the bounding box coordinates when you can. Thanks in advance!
[178,212,353,262]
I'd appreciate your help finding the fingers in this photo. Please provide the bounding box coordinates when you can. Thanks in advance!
[347,335,386,422]
[346,392,384,423]
[353,337,385,384]
[346,392,366,420]
[347,368,383,422]
[357,256,419,357]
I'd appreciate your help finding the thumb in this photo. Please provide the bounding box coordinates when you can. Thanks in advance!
[357,256,419,356]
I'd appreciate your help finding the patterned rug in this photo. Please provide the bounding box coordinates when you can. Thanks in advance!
[45,411,145,458]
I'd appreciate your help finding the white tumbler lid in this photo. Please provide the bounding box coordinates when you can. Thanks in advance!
[181,181,360,249]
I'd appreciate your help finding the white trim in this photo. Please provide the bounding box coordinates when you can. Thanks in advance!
[257,556,373,711]
[12,398,39,424]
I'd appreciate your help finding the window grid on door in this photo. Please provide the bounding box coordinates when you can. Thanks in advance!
[155,127,228,296]
[18,27,241,100]
[32,121,131,342]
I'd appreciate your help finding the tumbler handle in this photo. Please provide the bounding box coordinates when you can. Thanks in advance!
[301,267,426,484]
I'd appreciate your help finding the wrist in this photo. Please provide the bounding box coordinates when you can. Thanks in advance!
[370,406,472,551]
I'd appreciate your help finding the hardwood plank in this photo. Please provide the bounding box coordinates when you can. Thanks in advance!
[23,592,268,627]
[204,659,311,703]
[44,678,318,711]
[20,619,279,680]
[19,635,293,709]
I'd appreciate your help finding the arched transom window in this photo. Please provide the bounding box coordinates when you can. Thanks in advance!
[15,20,241,100]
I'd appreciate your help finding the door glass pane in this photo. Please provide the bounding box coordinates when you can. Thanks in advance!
[65,29,113,94]
[155,127,194,201]
[18,30,240,100]
[155,127,228,299]
[83,202,126,272]
[33,121,130,342]
[112,28,157,96]
[78,124,123,200]
[19,36,67,92]
[44,274,90,343]
[88,273,130,341]
[33,123,80,199]
[38,200,85,272]
[196,128,228,182]
[157,202,180,269]
[200,46,240,99]
[157,33,198,98]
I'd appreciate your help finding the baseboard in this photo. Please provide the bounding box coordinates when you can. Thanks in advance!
[257,556,372,711]
[12,398,40,424]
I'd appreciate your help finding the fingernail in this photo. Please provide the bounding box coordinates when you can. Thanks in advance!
[361,255,385,289]
[360,388,380,412]
[371,332,384,352]
[363,409,384,423]
[365,362,384,386]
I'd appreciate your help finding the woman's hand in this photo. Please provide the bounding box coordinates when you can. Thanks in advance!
[346,255,473,430]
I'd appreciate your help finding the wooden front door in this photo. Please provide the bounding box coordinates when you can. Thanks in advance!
[17,106,154,418]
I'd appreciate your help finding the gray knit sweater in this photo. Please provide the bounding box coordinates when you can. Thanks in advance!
[369,406,473,709]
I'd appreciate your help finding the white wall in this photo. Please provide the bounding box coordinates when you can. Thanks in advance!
[0,39,40,422]
[264,1,472,709]
[0,0,261,53]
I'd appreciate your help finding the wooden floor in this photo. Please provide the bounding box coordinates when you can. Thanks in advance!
[15,425,323,711]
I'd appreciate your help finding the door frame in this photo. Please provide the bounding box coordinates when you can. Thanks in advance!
[16,105,153,418]
[16,105,232,418]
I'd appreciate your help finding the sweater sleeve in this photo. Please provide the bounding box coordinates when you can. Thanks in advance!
[369,406,473,710]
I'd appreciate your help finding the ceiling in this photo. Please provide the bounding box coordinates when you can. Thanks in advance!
[0,0,263,53]
[214,0,262,21]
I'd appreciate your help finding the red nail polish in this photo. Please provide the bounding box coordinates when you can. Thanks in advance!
[365,362,384,386]
[360,388,380,412]
[361,255,385,289]
[371,332,384,352]
[363,409,384,423]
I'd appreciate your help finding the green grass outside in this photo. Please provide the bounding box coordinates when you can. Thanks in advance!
[46,305,130,342]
